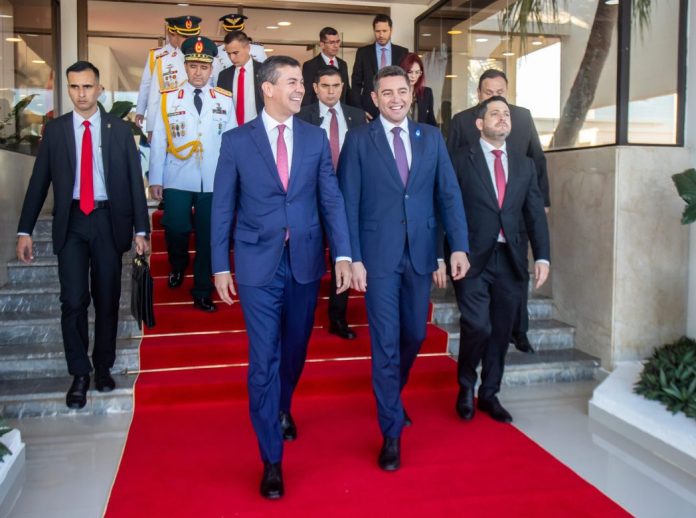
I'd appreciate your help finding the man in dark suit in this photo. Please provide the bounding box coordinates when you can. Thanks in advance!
[350,14,409,120]
[216,31,263,125]
[447,68,550,353]
[451,96,550,424]
[297,66,366,340]
[211,56,351,499]
[339,66,469,471]
[16,61,150,409]
[301,27,350,107]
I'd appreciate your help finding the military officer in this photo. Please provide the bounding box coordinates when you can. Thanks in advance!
[145,15,202,135]
[149,36,236,312]
[215,14,267,72]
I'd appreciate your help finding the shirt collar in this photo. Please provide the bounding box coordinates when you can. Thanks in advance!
[261,109,293,134]
[321,52,337,64]
[73,109,100,129]
[319,101,342,118]
[380,115,409,137]
[377,41,392,51]
[480,137,506,155]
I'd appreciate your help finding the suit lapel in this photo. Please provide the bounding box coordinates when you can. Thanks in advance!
[63,114,77,180]
[501,150,523,211]
[249,117,285,192]
[100,111,111,184]
[406,118,422,191]
[368,44,378,75]
[471,146,499,209]
[287,118,304,193]
[312,104,322,126]
[369,120,404,190]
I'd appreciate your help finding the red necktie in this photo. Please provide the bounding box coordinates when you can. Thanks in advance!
[329,58,335,67]
[328,108,340,171]
[491,149,506,207]
[236,66,245,125]
[276,124,289,191]
[80,120,94,215]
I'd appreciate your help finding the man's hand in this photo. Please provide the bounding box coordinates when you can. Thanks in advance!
[135,114,144,128]
[335,260,352,294]
[16,236,34,264]
[134,235,149,255]
[351,261,367,292]
[149,185,163,201]
[432,261,447,289]
[450,251,470,280]
[214,273,237,305]
[534,262,550,290]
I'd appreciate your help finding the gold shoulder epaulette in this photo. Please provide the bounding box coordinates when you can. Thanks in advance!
[160,85,178,94]
[214,86,232,98]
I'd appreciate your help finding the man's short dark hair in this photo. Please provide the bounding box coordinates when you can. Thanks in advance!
[478,69,508,91]
[314,66,341,85]
[223,30,250,46]
[475,95,510,120]
[319,27,338,41]
[372,14,392,28]
[258,55,301,85]
[66,61,100,81]
[373,65,408,92]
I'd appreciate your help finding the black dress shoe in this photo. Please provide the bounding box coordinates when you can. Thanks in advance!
[66,375,90,409]
[168,271,184,288]
[456,386,475,420]
[94,369,116,392]
[512,332,535,353]
[193,297,216,312]
[403,409,412,427]
[477,396,513,423]
[279,411,297,441]
[260,462,284,499]
[378,437,401,471]
[328,320,357,340]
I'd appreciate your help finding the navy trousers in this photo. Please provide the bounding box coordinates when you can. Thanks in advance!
[237,248,320,463]
[365,248,432,439]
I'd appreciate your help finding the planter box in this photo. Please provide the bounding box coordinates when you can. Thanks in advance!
[0,429,26,515]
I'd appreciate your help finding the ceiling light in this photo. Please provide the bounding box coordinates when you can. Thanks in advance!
[5,37,21,42]
[458,51,469,56]
[447,30,463,35]
[421,33,431,37]
[32,59,46,64]
[445,75,458,79]
[475,37,488,43]
[266,25,279,30]
[0,14,13,19]
[502,51,515,57]
[277,21,291,27]
[605,0,619,5]
[532,40,543,46]
[265,48,274,52]
[177,3,189,6]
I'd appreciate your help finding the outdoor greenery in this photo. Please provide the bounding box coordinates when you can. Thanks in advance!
[634,337,696,419]
[672,168,696,225]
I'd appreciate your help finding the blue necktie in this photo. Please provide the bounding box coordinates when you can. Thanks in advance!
[391,127,409,186]
[194,88,202,114]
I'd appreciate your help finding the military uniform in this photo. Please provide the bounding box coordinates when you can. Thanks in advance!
[149,37,237,308]
[136,43,173,119]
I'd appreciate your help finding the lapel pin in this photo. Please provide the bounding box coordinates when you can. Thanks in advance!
[415,129,421,138]
[107,123,111,128]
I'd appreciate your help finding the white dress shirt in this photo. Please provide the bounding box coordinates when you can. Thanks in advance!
[320,52,339,67]
[379,115,412,168]
[72,110,107,201]
[233,58,258,123]
[319,101,348,150]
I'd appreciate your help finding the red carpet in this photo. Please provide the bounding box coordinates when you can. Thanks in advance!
[104,212,628,517]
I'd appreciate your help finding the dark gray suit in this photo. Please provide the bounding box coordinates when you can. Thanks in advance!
[301,55,351,107]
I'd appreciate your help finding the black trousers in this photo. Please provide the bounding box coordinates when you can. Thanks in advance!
[453,244,525,400]
[327,252,349,324]
[58,204,123,376]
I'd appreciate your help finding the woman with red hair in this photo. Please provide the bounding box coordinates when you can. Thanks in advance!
[400,53,437,127]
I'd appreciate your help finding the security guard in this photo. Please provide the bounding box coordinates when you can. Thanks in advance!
[149,36,236,312]
[145,15,202,135]
[215,13,267,73]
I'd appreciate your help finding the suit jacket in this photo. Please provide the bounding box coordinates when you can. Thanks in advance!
[414,86,437,127]
[211,115,351,286]
[452,144,550,280]
[338,118,469,278]
[216,59,264,115]
[17,111,150,255]
[301,55,351,107]
[350,43,409,119]
[447,104,550,207]
[296,102,366,132]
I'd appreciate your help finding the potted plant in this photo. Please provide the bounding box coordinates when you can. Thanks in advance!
[0,417,26,510]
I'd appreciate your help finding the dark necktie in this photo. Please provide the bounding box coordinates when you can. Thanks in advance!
[80,120,94,214]
[391,127,409,187]
[328,107,340,171]
[193,88,202,115]
[236,66,245,125]
[491,149,506,207]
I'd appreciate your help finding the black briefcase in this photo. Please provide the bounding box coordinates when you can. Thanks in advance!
[131,253,155,329]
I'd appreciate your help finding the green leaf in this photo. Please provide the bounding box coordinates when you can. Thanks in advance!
[109,101,135,119]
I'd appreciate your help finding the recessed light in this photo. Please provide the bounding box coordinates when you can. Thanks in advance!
[502,51,515,57]
[265,49,274,52]
[0,14,13,19]
[421,33,431,37]
[447,30,463,35]
[32,59,46,64]
[177,3,189,6]
[266,26,279,30]
[475,37,488,43]
[5,37,21,43]
[458,52,469,56]
[445,75,458,79]
[277,21,291,27]
[605,0,619,5]
[532,40,543,46]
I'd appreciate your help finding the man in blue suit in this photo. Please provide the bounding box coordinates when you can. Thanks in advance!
[211,56,352,499]
[338,66,470,471]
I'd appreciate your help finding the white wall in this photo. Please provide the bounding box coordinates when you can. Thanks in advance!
[686,0,696,337]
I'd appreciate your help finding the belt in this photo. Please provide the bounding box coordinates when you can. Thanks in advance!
[72,199,109,209]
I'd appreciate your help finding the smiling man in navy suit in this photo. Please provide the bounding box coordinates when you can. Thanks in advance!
[338,66,469,471]
[211,55,351,499]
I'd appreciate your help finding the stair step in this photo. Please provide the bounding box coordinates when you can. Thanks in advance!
[0,374,135,418]
[438,319,575,353]
[0,281,133,313]
[7,256,132,284]
[0,309,141,344]
[29,217,53,239]
[0,339,140,379]
[431,296,553,325]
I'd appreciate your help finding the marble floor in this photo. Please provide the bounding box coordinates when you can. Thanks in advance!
[4,380,696,518]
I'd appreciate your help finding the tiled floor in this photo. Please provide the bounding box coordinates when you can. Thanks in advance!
[5,381,696,518]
